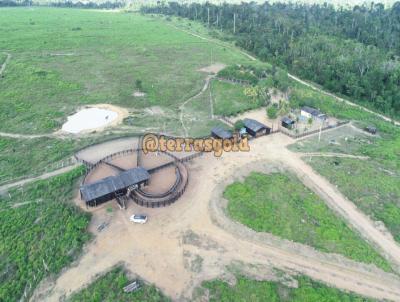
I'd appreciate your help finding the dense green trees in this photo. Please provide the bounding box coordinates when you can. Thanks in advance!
[142,2,400,118]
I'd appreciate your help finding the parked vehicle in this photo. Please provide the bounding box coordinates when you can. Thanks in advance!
[130,214,148,224]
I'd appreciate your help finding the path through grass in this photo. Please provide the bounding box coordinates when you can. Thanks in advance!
[224,172,392,272]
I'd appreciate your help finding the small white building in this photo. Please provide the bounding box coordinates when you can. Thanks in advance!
[301,106,327,120]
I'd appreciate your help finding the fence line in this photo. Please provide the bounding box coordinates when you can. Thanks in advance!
[278,121,350,139]
[215,77,251,85]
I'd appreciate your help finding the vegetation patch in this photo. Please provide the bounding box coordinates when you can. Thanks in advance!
[224,172,392,272]
[201,275,373,302]
[211,80,258,116]
[305,157,400,243]
[68,267,170,302]
[217,64,269,84]
[0,168,91,301]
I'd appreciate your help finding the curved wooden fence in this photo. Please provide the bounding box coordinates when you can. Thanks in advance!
[78,147,194,208]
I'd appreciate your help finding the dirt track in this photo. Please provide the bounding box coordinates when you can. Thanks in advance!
[0,163,80,193]
[31,133,400,302]
[179,74,215,137]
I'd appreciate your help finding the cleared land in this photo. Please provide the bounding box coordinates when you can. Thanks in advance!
[1,7,400,302]
[34,134,400,302]
[211,80,257,116]
[290,124,400,243]
[0,168,90,302]
[0,8,258,135]
[225,171,392,271]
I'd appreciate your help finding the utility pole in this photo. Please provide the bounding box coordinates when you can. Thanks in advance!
[233,13,236,34]
[207,7,210,27]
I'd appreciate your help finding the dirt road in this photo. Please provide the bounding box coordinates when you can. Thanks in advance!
[32,133,400,302]
[179,74,215,137]
[0,52,11,77]
[0,163,81,193]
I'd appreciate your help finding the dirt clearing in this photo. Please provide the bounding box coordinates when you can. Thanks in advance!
[33,133,400,302]
[198,63,226,74]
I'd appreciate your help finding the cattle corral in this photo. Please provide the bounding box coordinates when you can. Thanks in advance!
[36,126,400,302]
[79,146,190,209]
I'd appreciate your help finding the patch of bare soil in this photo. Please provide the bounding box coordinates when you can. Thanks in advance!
[132,91,146,97]
[84,163,119,185]
[198,63,226,74]
[33,133,400,302]
[143,106,165,116]
[144,166,177,194]
[231,107,279,129]
[75,137,139,164]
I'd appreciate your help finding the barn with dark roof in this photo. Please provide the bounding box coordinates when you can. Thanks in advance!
[281,116,295,129]
[243,118,271,137]
[80,167,150,206]
[211,127,233,140]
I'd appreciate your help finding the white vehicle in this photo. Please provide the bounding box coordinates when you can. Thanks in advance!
[130,214,148,224]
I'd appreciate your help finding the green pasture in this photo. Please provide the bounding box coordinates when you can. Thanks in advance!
[200,275,373,302]
[211,80,259,116]
[68,267,170,302]
[224,172,392,272]
[0,7,257,134]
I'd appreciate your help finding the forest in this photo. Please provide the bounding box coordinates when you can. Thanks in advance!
[141,1,400,118]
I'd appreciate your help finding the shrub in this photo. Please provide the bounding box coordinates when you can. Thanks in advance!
[267,106,278,119]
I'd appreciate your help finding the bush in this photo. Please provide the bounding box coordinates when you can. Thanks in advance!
[234,119,245,130]
[267,106,278,119]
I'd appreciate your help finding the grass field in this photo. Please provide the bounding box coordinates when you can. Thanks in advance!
[288,93,400,244]
[0,167,90,301]
[0,131,142,185]
[68,267,170,302]
[305,157,400,242]
[0,8,258,135]
[211,80,260,116]
[0,136,79,184]
[224,172,392,272]
[200,275,373,302]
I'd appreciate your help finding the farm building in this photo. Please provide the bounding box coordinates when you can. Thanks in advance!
[80,167,150,207]
[211,127,233,140]
[281,117,295,129]
[301,106,327,120]
[243,118,271,137]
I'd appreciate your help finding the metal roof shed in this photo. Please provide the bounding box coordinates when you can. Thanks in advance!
[243,118,271,136]
[211,127,233,140]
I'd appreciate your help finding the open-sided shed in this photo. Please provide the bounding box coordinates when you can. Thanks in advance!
[211,127,233,140]
[243,118,271,137]
[80,167,150,206]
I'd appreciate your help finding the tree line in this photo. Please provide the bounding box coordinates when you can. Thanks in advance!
[141,1,400,118]
[0,0,124,8]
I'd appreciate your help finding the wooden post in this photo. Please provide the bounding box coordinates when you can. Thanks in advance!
[233,13,236,34]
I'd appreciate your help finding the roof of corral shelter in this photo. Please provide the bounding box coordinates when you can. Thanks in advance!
[301,106,322,116]
[243,118,270,132]
[211,127,233,139]
[80,167,150,202]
